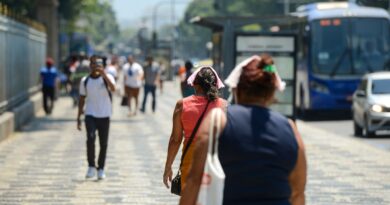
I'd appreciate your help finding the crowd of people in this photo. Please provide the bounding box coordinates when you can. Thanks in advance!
[39,53,307,205]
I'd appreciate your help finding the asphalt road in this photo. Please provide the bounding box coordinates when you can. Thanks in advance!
[304,119,390,151]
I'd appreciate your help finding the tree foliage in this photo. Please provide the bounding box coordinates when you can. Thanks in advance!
[0,0,119,45]
[357,0,389,9]
[177,1,216,59]
[73,0,119,45]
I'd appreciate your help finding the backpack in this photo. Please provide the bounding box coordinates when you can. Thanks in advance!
[84,76,112,101]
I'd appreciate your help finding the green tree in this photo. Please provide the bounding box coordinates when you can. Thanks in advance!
[357,0,389,9]
[177,1,216,59]
[74,0,119,45]
[1,0,119,47]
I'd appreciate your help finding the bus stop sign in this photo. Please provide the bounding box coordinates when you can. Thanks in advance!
[235,33,297,119]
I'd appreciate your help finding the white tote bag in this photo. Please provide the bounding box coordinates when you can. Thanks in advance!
[197,109,225,205]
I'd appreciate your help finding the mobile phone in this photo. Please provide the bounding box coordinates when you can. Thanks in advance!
[96,59,103,66]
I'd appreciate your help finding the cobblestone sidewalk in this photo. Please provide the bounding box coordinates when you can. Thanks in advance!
[299,122,390,205]
[0,83,182,205]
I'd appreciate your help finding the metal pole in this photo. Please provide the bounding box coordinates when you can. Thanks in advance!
[171,0,175,58]
[284,0,290,15]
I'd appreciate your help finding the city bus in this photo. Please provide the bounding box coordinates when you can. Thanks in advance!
[288,2,390,115]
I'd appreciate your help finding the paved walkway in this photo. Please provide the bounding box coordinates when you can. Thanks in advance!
[0,81,389,204]
[299,122,390,205]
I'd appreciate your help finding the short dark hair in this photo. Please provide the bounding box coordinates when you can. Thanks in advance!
[89,54,101,63]
[185,61,193,72]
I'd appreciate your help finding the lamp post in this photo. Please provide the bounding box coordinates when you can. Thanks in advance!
[153,1,169,35]
[152,1,187,51]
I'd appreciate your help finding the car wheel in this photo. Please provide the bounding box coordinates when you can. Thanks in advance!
[353,119,363,136]
[364,116,376,138]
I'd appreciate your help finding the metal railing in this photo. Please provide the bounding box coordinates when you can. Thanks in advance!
[0,12,47,114]
[0,3,45,32]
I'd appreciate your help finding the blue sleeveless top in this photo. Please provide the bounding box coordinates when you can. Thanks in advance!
[219,105,298,205]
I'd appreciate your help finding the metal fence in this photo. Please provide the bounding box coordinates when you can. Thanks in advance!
[0,14,46,114]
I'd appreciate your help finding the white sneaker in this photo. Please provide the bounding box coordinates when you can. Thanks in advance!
[97,169,105,180]
[85,167,96,179]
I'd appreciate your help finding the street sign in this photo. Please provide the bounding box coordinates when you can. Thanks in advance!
[235,33,297,119]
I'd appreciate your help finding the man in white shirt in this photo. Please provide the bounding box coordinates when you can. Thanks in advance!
[123,55,144,116]
[77,55,116,180]
[105,57,118,80]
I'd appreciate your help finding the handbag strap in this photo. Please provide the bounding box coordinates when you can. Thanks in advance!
[208,109,222,156]
[179,100,211,169]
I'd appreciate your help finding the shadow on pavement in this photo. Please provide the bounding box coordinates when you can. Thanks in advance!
[299,110,352,121]
[20,116,144,132]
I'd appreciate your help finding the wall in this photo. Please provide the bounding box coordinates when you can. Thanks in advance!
[0,14,46,114]
[0,14,46,141]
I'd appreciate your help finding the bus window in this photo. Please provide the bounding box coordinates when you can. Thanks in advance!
[311,18,390,76]
[311,18,350,75]
[351,18,390,73]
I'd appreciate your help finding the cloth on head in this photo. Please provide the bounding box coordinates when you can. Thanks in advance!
[224,55,260,88]
[224,55,286,91]
[187,66,225,89]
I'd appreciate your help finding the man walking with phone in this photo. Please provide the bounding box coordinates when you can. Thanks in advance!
[77,55,116,180]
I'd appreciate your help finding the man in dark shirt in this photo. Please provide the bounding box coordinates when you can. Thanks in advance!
[140,56,160,113]
[40,58,58,115]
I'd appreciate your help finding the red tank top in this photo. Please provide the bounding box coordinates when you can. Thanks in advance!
[181,95,225,140]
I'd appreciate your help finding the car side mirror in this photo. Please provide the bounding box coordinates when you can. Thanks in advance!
[356,90,366,98]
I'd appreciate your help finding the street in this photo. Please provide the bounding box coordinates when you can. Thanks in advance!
[306,120,390,151]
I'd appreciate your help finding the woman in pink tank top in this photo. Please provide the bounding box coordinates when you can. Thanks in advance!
[163,66,227,190]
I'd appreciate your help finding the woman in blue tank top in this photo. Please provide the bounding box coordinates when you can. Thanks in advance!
[180,54,307,205]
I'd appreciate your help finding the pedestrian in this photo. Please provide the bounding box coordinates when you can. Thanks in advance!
[70,55,90,107]
[123,55,144,116]
[159,60,167,94]
[180,54,307,205]
[163,66,227,192]
[180,60,195,98]
[40,57,58,115]
[105,57,119,81]
[140,56,160,113]
[77,55,116,180]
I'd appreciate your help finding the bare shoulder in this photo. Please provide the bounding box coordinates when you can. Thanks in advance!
[174,99,183,114]
[288,119,305,150]
[176,99,183,109]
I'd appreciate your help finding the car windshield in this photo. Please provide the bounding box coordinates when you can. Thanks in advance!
[311,18,390,76]
[372,79,390,94]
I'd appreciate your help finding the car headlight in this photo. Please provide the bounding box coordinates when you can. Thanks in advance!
[371,104,383,112]
[310,81,329,94]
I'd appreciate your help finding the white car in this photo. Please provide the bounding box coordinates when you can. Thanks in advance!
[352,72,390,137]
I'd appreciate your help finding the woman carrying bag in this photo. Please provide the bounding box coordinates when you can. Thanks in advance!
[180,54,307,205]
[163,66,227,194]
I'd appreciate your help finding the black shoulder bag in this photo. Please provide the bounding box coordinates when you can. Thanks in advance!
[171,100,211,196]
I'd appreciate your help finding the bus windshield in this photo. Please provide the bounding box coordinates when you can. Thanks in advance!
[311,18,390,76]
